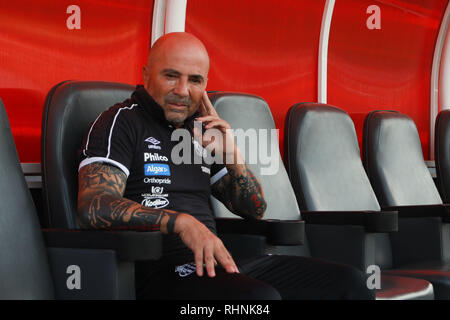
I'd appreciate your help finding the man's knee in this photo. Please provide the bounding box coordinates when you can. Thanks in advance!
[172,271,282,300]
[337,265,376,300]
[221,274,282,300]
[244,281,282,300]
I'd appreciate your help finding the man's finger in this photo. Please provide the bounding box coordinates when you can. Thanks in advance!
[195,115,220,123]
[198,99,209,117]
[194,250,204,277]
[204,120,230,132]
[202,92,218,117]
[215,246,239,274]
[204,246,216,278]
[192,126,203,143]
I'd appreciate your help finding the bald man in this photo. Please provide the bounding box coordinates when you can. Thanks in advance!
[77,32,374,300]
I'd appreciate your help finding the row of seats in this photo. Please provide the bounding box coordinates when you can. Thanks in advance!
[1,80,450,299]
[283,105,450,299]
[210,95,448,300]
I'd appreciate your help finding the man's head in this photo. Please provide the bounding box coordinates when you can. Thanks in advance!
[143,32,210,127]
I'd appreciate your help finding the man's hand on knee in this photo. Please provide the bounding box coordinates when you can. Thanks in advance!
[174,213,240,277]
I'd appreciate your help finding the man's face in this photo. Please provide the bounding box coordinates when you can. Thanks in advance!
[143,43,209,127]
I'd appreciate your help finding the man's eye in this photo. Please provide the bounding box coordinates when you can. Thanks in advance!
[190,78,202,84]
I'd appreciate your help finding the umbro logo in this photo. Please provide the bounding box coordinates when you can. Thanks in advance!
[145,137,160,145]
[145,137,161,150]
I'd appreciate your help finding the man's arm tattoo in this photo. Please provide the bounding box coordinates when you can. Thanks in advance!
[211,165,267,219]
[78,162,179,233]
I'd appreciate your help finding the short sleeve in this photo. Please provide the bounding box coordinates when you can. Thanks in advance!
[79,104,138,177]
[210,162,228,185]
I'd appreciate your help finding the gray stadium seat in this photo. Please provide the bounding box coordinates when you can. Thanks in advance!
[434,109,450,203]
[0,95,161,299]
[40,81,163,299]
[362,109,450,299]
[210,94,433,300]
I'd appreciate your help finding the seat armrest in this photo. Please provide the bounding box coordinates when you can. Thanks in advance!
[214,217,304,245]
[301,210,398,232]
[383,204,450,222]
[42,229,162,261]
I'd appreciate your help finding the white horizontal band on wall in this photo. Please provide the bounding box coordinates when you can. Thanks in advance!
[430,1,450,159]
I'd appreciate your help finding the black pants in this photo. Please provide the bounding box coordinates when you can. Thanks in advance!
[135,255,375,300]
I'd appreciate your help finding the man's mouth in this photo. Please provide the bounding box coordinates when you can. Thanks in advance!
[167,102,188,111]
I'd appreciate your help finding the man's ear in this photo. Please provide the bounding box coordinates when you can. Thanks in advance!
[142,65,149,84]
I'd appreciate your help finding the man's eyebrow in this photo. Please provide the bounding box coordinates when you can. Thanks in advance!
[161,68,181,75]
[161,68,205,82]
[189,74,205,82]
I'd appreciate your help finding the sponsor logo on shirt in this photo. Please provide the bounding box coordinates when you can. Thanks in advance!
[141,187,170,209]
[144,152,168,162]
[145,137,162,150]
[143,177,172,184]
[141,187,168,198]
[175,263,197,277]
[151,186,164,195]
[144,163,171,176]
[141,197,169,209]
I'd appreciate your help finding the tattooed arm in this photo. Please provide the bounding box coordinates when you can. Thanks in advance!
[77,162,180,233]
[77,161,239,277]
[211,150,267,220]
[196,92,267,220]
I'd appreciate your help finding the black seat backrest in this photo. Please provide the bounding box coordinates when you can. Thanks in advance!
[41,81,134,228]
[208,92,309,257]
[0,98,54,298]
[208,92,301,220]
[284,103,380,211]
[363,110,442,206]
[435,110,450,202]
[284,103,395,269]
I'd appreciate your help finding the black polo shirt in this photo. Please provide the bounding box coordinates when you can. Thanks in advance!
[79,85,227,264]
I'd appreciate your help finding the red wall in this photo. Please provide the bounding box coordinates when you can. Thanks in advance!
[186,0,326,156]
[0,0,448,162]
[0,1,153,162]
[327,0,448,158]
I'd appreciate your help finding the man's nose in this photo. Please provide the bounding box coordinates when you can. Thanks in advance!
[173,77,189,97]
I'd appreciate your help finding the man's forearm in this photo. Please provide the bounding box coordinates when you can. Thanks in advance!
[77,162,180,234]
[225,163,267,219]
[215,147,267,219]
[78,193,180,234]
[219,146,265,219]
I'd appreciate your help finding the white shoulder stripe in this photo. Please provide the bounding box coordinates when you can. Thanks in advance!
[79,157,130,177]
[83,113,103,157]
[106,103,138,158]
[210,167,228,185]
